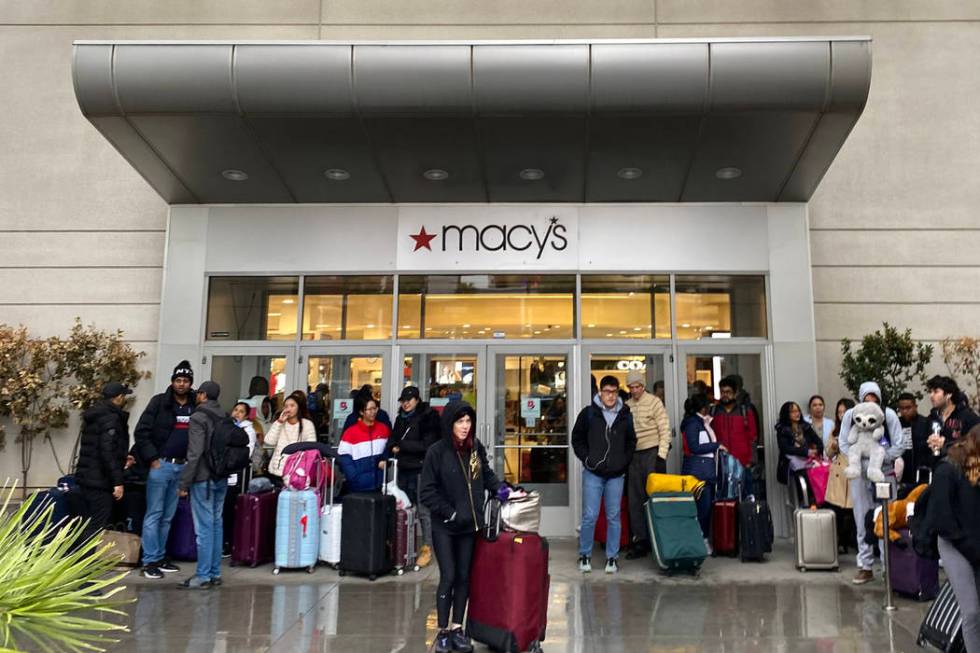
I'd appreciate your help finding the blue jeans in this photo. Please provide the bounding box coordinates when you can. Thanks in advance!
[190,480,227,581]
[141,461,183,566]
[579,469,625,560]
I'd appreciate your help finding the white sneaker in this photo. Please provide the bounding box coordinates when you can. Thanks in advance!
[605,558,619,574]
[578,556,592,573]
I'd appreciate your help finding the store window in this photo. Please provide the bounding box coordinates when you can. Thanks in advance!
[581,275,670,339]
[674,275,767,340]
[302,276,393,341]
[398,275,575,339]
[206,276,299,341]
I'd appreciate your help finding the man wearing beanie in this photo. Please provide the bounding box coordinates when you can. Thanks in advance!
[134,360,195,579]
[178,381,227,590]
[624,370,671,559]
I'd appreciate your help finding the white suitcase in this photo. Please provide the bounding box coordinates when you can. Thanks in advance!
[319,458,343,566]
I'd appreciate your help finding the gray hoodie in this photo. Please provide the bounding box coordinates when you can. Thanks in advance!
[180,399,226,490]
[593,393,623,427]
[839,381,907,471]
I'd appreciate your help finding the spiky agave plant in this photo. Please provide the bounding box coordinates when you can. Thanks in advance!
[0,484,132,652]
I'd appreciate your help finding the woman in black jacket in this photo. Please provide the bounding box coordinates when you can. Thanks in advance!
[776,401,824,505]
[420,401,505,653]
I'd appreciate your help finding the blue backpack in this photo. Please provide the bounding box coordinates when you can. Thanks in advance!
[716,451,746,500]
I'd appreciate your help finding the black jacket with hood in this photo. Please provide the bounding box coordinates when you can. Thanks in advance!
[133,386,194,464]
[386,402,442,473]
[420,401,502,535]
[571,396,637,479]
[76,399,130,492]
[918,460,980,565]
[775,421,824,484]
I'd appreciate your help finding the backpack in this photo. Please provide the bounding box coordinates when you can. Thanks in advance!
[207,416,251,479]
[282,449,330,493]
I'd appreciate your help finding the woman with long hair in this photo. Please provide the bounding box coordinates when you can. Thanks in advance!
[829,398,856,457]
[922,425,980,652]
[680,394,727,551]
[264,390,316,483]
[776,401,824,505]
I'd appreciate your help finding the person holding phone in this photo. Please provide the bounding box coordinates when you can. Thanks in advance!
[264,391,316,484]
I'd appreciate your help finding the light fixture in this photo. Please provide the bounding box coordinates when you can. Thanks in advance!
[268,312,281,317]
[423,168,449,181]
[462,324,471,328]
[519,168,545,181]
[533,330,542,335]
[324,168,351,181]
[619,330,627,334]
[633,327,641,331]
[606,333,614,337]
[617,167,643,180]
[366,323,376,328]
[681,323,691,328]
[587,323,596,328]
[221,169,248,181]
[715,166,742,180]
[401,325,413,329]
[281,299,294,304]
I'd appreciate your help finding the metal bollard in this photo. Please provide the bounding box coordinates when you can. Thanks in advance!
[875,481,896,612]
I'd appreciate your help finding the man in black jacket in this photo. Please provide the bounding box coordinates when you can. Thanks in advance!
[926,375,980,459]
[77,382,132,540]
[386,386,441,568]
[571,375,637,574]
[136,360,195,579]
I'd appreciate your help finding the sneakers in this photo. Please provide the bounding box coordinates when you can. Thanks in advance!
[177,577,212,590]
[704,538,714,556]
[434,630,452,653]
[852,569,874,585]
[449,628,473,653]
[157,561,180,573]
[141,566,164,580]
[605,558,620,574]
[210,577,222,587]
[578,556,592,574]
[417,544,433,568]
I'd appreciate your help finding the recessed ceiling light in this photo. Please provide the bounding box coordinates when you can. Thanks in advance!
[617,167,643,180]
[462,324,471,328]
[268,312,281,317]
[533,330,542,335]
[519,168,545,181]
[423,169,449,181]
[401,325,412,329]
[587,323,596,328]
[606,333,613,337]
[715,166,742,180]
[281,299,294,304]
[681,323,691,328]
[324,168,350,181]
[366,324,376,328]
[221,169,248,181]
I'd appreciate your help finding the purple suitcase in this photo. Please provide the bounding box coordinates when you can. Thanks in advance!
[166,496,197,562]
[888,528,939,601]
[232,489,279,567]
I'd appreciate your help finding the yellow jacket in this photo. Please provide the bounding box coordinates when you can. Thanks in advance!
[626,391,671,459]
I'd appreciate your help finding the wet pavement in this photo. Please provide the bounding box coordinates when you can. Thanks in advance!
[94,539,931,652]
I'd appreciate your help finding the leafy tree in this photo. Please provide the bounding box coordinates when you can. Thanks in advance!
[839,322,933,408]
[941,337,980,407]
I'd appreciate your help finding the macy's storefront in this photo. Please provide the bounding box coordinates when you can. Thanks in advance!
[72,38,870,537]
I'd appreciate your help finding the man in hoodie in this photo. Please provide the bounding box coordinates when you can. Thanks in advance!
[76,382,132,540]
[925,375,980,460]
[136,360,195,580]
[572,375,637,574]
[838,381,907,585]
[624,370,671,559]
[386,386,441,568]
[177,381,227,590]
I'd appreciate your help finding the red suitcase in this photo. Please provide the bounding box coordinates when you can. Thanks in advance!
[594,494,629,548]
[711,499,738,556]
[468,532,549,653]
[231,488,279,567]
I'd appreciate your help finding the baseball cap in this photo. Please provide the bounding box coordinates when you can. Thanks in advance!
[398,386,421,402]
[102,382,133,399]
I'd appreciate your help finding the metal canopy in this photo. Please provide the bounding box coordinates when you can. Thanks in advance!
[72,38,871,204]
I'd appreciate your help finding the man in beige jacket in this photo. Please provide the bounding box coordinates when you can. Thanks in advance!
[624,369,672,559]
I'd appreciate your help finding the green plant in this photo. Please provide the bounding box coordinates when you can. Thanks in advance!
[941,337,980,407]
[0,484,130,652]
[839,322,934,408]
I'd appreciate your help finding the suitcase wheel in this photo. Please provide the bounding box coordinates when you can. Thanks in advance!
[306,566,315,574]
[272,567,281,575]
[396,568,404,576]
[368,575,377,581]
[413,565,420,572]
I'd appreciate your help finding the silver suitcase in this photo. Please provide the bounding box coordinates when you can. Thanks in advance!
[795,508,838,571]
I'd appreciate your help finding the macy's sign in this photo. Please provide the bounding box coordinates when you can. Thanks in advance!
[409,216,570,260]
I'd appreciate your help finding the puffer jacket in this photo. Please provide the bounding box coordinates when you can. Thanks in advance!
[338,419,391,493]
[420,402,502,535]
[76,400,129,491]
[386,402,441,473]
[571,396,637,479]
[133,387,194,464]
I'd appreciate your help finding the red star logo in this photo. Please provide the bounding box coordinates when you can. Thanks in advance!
[409,226,436,252]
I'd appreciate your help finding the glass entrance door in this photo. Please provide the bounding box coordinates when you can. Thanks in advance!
[303,347,391,444]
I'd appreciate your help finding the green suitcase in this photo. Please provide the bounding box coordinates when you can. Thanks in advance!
[645,492,708,574]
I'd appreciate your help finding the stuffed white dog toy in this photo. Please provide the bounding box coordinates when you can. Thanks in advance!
[845,401,887,483]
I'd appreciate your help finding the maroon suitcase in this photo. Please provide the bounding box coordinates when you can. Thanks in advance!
[888,528,939,601]
[468,532,549,653]
[393,507,419,573]
[231,489,279,567]
[711,499,738,556]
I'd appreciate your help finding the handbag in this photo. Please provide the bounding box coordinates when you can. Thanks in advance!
[500,491,541,534]
[99,528,141,567]
[823,453,853,509]
[805,459,831,506]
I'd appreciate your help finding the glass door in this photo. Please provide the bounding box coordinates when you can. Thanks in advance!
[302,346,391,444]
[486,346,573,536]
[399,347,485,415]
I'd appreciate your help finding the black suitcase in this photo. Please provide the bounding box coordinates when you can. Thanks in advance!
[338,492,396,580]
[738,499,773,561]
[918,581,965,652]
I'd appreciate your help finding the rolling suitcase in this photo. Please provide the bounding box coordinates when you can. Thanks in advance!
[319,458,343,567]
[468,531,549,653]
[231,486,279,567]
[594,493,629,548]
[917,581,966,652]
[888,528,939,602]
[166,496,197,562]
[338,492,395,580]
[645,492,708,574]
[794,507,838,571]
[711,499,738,557]
[273,488,319,574]
[387,459,419,574]
[738,498,773,562]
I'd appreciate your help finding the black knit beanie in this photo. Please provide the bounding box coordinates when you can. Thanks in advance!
[172,360,194,382]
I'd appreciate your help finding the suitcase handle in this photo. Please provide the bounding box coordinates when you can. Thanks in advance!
[383,457,398,492]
